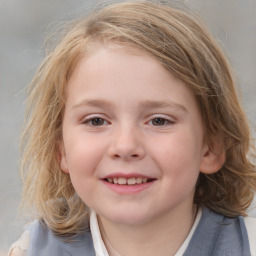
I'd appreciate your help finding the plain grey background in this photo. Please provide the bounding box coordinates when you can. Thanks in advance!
[0,0,255,254]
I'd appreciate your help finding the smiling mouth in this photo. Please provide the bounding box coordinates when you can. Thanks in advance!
[104,177,156,185]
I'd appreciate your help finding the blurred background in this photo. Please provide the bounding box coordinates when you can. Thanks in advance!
[0,0,255,254]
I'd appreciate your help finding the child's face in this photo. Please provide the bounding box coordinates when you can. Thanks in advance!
[60,45,210,226]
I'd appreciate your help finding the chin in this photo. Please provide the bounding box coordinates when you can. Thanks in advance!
[102,208,153,226]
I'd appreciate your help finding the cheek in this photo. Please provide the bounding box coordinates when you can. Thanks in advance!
[65,139,101,204]
[64,135,104,176]
[151,131,203,176]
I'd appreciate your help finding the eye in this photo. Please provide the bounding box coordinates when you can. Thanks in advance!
[149,117,174,126]
[84,117,108,126]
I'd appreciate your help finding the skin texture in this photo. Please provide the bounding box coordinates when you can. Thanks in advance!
[60,46,222,255]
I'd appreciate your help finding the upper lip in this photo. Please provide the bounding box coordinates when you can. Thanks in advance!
[101,172,155,179]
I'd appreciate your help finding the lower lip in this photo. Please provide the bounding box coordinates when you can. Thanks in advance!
[102,180,155,194]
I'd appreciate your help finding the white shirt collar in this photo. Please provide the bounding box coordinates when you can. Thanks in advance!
[90,208,202,256]
[175,207,202,255]
[90,210,110,256]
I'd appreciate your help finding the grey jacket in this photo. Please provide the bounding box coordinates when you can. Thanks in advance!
[28,207,251,256]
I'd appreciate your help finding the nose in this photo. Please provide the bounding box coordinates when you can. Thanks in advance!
[108,125,146,161]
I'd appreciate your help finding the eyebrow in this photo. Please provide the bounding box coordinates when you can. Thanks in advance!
[140,100,187,112]
[72,99,113,110]
[72,99,187,112]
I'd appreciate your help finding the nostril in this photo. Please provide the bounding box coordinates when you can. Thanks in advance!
[108,144,145,160]
[112,153,139,159]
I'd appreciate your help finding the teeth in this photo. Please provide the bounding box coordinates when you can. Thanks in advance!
[136,177,142,184]
[127,177,136,185]
[106,177,152,185]
[118,177,126,185]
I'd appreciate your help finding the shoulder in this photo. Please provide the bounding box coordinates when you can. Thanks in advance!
[8,230,29,256]
[8,221,46,256]
[244,216,256,255]
[9,220,95,256]
[186,207,252,255]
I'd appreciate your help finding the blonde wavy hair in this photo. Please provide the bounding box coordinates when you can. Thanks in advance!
[20,0,256,237]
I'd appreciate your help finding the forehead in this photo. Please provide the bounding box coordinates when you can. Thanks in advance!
[68,42,180,91]
[65,45,200,116]
[68,44,181,91]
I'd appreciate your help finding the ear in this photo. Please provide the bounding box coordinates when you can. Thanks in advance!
[58,141,69,174]
[200,141,226,174]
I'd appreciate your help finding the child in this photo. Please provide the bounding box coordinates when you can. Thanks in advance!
[9,1,256,255]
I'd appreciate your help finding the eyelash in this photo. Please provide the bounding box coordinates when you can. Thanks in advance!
[148,117,175,126]
[82,117,109,126]
[82,116,175,127]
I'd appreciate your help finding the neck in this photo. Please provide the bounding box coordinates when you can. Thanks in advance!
[98,204,197,256]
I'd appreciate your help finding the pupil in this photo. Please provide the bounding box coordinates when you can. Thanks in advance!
[153,118,165,125]
[92,118,104,126]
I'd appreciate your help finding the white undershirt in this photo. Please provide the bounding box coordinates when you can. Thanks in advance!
[90,208,202,256]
